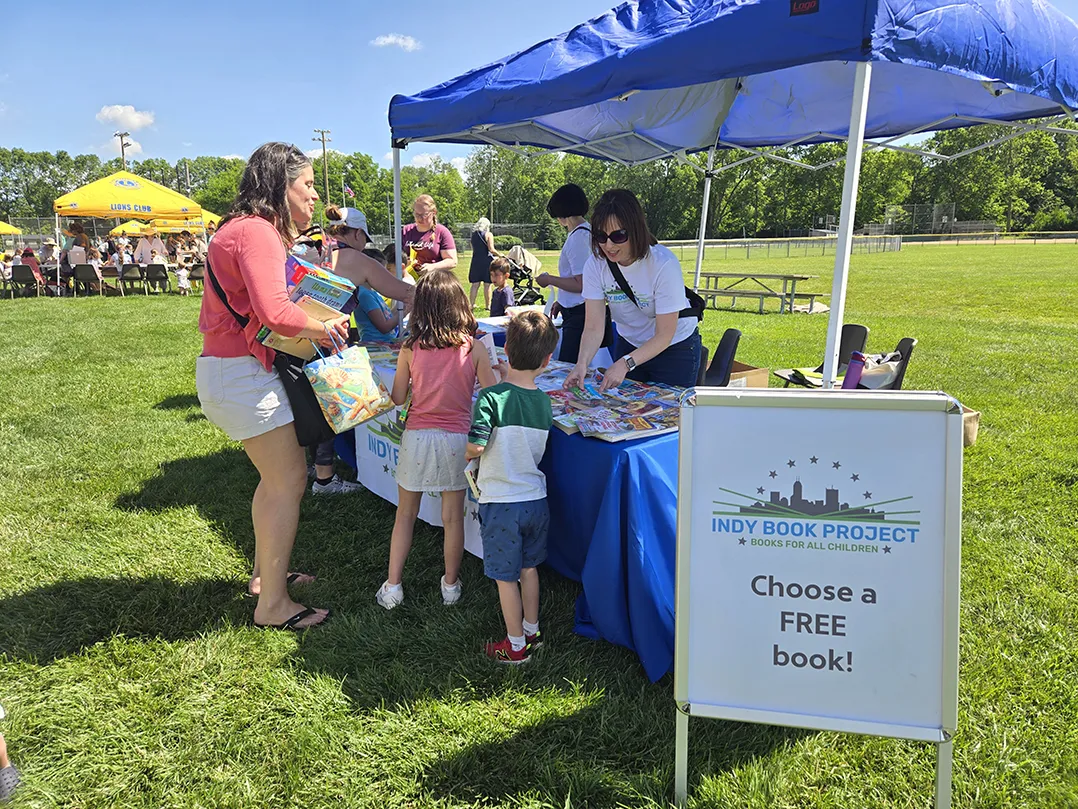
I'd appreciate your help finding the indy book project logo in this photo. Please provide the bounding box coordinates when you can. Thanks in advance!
[711,452,920,554]
[709,453,923,676]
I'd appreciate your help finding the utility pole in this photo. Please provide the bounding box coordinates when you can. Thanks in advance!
[114,131,132,171]
[312,129,332,207]
[489,148,495,222]
[386,191,392,238]
[184,158,191,196]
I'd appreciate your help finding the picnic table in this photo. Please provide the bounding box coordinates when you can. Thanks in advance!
[694,271,822,314]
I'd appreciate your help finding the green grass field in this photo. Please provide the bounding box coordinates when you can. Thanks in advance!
[1,243,1076,808]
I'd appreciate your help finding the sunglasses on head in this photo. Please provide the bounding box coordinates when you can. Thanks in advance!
[594,228,629,245]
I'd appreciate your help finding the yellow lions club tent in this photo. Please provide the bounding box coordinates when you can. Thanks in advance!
[109,220,146,236]
[54,171,201,220]
[152,210,221,233]
[0,220,21,236]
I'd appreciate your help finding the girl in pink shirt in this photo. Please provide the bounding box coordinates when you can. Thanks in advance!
[377,270,501,610]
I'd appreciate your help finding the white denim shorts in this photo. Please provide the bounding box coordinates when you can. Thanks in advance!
[196,355,294,441]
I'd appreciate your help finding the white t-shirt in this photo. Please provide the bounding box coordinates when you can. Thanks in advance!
[557,223,591,309]
[582,243,697,348]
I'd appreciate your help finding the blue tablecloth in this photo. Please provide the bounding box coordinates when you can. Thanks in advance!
[336,422,679,683]
[541,429,678,682]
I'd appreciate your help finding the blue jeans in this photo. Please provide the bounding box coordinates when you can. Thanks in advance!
[615,328,702,388]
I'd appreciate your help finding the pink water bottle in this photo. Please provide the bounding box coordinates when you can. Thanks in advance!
[841,350,866,389]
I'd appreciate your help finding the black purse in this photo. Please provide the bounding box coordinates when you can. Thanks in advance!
[606,258,706,322]
[205,259,336,447]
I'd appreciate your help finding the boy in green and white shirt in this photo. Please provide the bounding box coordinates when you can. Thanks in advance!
[467,311,560,665]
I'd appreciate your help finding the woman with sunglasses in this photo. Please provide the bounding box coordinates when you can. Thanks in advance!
[564,189,702,393]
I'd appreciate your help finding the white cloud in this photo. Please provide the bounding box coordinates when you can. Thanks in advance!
[410,153,437,168]
[305,147,345,159]
[220,154,244,160]
[370,34,422,52]
[0,103,7,118]
[450,156,468,177]
[182,141,193,147]
[96,104,155,131]
[382,152,394,165]
[105,137,143,157]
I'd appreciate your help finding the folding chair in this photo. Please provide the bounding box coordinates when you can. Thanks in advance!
[774,323,869,387]
[879,337,917,391]
[100,265,123,296]
[72,264,102,297]
[701,328,742,387]
[10,266,41,298]
[143,264,171,293]
[187,263,205,294]
[120,264,146,295]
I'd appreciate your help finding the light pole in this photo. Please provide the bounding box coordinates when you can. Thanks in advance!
[312,129,332,208]
[114,131,132,171]
[386,191,392,239]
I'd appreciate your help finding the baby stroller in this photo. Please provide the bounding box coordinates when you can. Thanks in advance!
[505,245,544,306]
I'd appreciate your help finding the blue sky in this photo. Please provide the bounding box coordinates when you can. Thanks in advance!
[4,0,1078,173]
[0,0,613,172]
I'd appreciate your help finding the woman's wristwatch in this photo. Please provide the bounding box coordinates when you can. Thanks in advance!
[622,354,637,372]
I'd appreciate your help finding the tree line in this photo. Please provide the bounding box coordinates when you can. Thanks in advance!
[4,122,1078,240]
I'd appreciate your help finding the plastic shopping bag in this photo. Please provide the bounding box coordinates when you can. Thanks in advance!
[303,339,394,433]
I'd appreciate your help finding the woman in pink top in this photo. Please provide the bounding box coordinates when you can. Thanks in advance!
[376,270,502,611]
[196,142,349,632]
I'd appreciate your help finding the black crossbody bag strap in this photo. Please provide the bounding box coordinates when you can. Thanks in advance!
[605,258,704,321]
[605,258,640,307]
[205,258,249,329]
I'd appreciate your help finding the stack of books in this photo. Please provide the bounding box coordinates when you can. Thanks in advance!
[257,261,356,360]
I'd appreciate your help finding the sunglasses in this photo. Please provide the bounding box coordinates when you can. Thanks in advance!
[594,228,630,245]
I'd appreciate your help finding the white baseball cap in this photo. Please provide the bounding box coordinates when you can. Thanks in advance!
[328,207,369,238]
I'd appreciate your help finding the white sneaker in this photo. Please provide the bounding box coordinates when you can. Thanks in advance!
[311,475,364,495]
[376,580,404,610]
[441,575,463,606]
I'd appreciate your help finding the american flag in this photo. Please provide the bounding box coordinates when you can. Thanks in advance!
[344,185,355,198]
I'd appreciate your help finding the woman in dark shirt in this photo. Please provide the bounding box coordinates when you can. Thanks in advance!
[468,216,499,311]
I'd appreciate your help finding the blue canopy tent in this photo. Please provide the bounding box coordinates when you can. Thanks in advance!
[388,0,1078,386]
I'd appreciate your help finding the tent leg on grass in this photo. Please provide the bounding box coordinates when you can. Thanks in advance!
[692,149,715,292]
[822,61,872,388]
[392,145,405,322]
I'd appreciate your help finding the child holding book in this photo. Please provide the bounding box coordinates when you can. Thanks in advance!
[466,311,559,663]
[489,257,515,317]
[377,270,502,610]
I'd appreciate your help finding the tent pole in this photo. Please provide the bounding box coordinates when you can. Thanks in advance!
[692,149,715,291]
[392,146,403,282]
[822,61,872,388]
[55,212,61,290]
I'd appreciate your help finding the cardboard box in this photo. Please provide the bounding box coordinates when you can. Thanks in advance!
[727,360,770,388]
[961,405,980,447]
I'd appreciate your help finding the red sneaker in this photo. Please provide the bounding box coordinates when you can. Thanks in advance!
[485,637,531,665]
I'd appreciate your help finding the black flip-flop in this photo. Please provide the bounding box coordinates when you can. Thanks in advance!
[255,607,329,631]
[245,572,316,598]
[0,765,20,802]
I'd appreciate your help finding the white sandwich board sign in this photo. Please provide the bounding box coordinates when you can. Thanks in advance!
[674,389,963,808]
